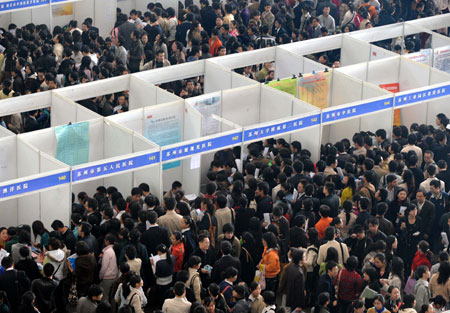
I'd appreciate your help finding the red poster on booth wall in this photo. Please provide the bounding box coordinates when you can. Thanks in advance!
[379,83,401,126]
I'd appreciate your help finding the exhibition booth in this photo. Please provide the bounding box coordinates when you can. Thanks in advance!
[18,117,162,205]
[0,134,71,227]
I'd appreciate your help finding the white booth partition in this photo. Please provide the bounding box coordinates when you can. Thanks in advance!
[128,76,183,110]
[107,99,203,195]
[51,92,101,126]
[394,70,450,126]
[320,70,393,143]
[203,62,232,94]
[55,75,130,102]
[407,13,450,33]
[231,72,260,89]
[0,126,14,138]
[242,97,322,162]
[0,135,71,227]
[134,60,205,85]
[208,47,276,70]
[338,56,449,127]
[0,91,51,117]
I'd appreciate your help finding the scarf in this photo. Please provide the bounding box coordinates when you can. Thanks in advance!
[375,306,386,313]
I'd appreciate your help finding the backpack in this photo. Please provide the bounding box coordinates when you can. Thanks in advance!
[122,293,137,313]
[189,273,207,299]
[207,213,216,247]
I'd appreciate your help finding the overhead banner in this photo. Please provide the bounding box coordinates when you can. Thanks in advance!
[297,71,330,109]
[379,83,401,126]
[188,93,221,136]
[55,121,90,166]
[405,49,432,66]
[144,104,183,170]
[0,0,75,13]
[267,78,297,97]
[433,45,450,73]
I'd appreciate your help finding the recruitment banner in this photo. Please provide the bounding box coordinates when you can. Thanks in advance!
[267,77,297,97]
[405,49,432,66]
[379,83,401,126]
[187,92,222,136]
[55,121,90,166]
[297,71,331,109]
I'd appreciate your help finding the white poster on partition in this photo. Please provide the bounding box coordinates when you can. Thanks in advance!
[144,104,183,169]
[405,49,432,66]
[187,92,222,136]
[433,45,450,73]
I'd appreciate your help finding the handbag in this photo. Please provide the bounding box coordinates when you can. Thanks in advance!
[404,276,416,295]
[254,264,266,290]
[68,278,78,305]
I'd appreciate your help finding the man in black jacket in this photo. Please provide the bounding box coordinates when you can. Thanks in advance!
[412,189,435,241]
[212,241,241,283]
[51,220,77,253]
[0,256,30,313]
[142,211,171,256]
[200,0,218,35]
[192,234,216,286]
[31,263,58,313]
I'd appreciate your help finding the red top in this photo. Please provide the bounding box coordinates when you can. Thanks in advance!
[171,242,185,273]
[411,250,431,271]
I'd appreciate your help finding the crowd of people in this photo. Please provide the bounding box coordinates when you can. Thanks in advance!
[0,108,448,313]
[0,0,448,133]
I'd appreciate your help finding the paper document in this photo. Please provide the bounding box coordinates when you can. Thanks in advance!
[263,147,269,157]
[264,213,271,229]
[190,154,201,169]
[150,254,161,273]
[399,206,407,215]
[361,286,378,299]
[442,232,449,247]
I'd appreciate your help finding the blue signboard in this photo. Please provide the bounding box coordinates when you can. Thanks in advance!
[243,113,321,142]
[72,151,160,182]
[394,84,450,107]
[0,0,73,13]
[0,0,49,12]
[162,132,242,162]
[322,97,393,123]
[0,171,70,199]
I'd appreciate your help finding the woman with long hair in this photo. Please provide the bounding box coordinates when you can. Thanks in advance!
[170,231,185,274]
[305,227,321,306]
[240,232,258,285]
[114,274,146,313]
[31,220,49,250]
[381,257,404,294]
[153,243,175,306]
[181,215,198,262]
[385,235,398,265]
[339,200,357,239]
[362,266,382,307]
[429,261,450,302]
[341,175,357,205]
[260,232,281,295]
[400,169,417,200]
[398,204,423,274]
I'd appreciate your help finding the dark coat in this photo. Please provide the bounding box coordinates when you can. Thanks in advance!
[212,255,241,283]
[0,269,31,312]
[286,263,305,310]
[412,199,435,237]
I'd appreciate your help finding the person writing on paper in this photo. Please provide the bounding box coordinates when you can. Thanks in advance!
[397,205,422,274]
[367,295,391,313]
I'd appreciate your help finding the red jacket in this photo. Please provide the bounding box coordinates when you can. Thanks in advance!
[411,250,431,271]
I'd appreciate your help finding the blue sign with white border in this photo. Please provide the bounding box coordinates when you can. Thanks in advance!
[72,151,160,182]
[162,132,242,162]
[0,0,49,12]
[322,97,393,123]
[394,84,450,107]
[0,170,70,199]
[243,113,321,142]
